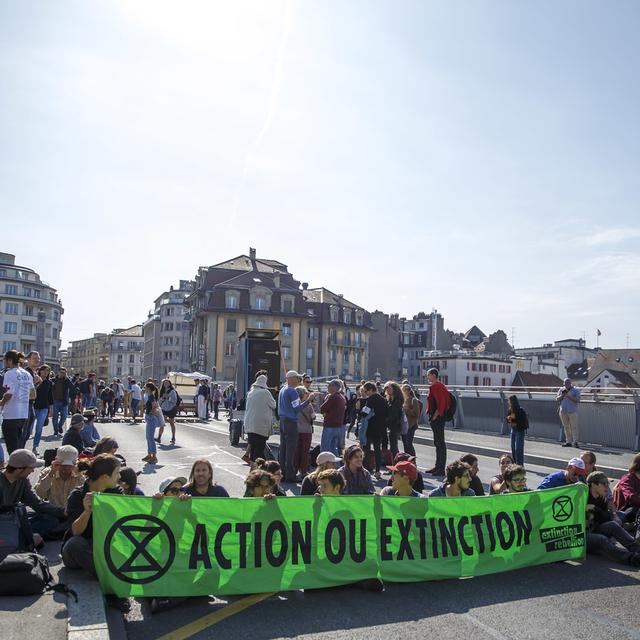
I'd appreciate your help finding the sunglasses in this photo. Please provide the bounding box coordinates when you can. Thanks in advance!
[165,487,181,495]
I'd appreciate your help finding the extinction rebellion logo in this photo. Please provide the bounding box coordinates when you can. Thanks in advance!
[104,515,176,584]
[539,495,584,552]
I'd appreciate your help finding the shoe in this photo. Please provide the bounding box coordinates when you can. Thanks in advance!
[241,453,252,464]
[105,595,131,613]
[426,467,438,474]
[32,447,39,456]
[148,454,158,464]
[154,437,161,444]
[562,442,573,447]
[170,438,175,444]
[573,442,580,448]
[374,471,381,480]
[141,454,152,462]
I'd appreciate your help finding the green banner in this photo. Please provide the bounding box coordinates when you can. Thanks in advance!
[93,485,587,597]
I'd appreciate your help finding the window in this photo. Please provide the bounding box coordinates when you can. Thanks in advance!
[344,309,351,324]
[51,346,56,357]
[116,367,122,375]
[163,322,174,331]
[53,310,58,321]
[282,345,291,360]
[117,354,123,363]
[330,306,339,322]
[164,337,174,345]
[255,295,267,310]
[441,375,448,385]
[225,342,236,357]
[5,303,17,315]
[473,376,479,385]
[226,319,237,333]
[33,289,40,298]
[255,319,265,329]
[355,312,363,326]
[25,305,33,316]
[329,348,336,362]
[0,269,5,277]
[166,307,175,316]
[471,363,477,371]
[282,323,292,336]
[329,329,337,343]
[306,347,313,359]
[490,364,496,372]
[23,323,34,335]
[129,355,135,363]
[5,284,17,295]
[129,367,134,375]
[226,293,239,309]
[52,328,58,339]
[307,327,318,339]
[281,297,294,313]
[4,322,17,334]
[2,341,16,351]
[343,350,349,364]
[355,351,362,364]
[482,377,491,386]
[466,376,470,385]
[501,378,506,386]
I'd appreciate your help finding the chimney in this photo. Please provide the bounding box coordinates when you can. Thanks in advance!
[249,247,256,260]
[302,282,308,290]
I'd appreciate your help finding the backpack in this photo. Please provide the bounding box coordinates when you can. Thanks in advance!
[0,552,77,599]
[174,391,183,407]
[444,392,457,423]
[0,505,34,561]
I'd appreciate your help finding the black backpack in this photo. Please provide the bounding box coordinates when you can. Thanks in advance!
[444,392,457,422]
[0,505,34,561]
[174,391,183,407]
[0,552,77,599]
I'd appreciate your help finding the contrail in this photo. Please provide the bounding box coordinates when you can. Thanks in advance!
[229,0,293,227]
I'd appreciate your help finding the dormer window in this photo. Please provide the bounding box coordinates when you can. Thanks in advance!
[226,291,239,309]
[330,306,339,323]
[344,309,351,324]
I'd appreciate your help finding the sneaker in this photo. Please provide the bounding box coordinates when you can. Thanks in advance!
[374,471,381,480]
[32,447,39,456]
[105,595,131,613]
[562,442,573,447]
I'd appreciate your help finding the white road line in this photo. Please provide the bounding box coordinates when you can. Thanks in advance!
[462,613,510,640]
[581,610,640,639]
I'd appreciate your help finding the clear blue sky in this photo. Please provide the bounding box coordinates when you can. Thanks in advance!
[2,1,638,349]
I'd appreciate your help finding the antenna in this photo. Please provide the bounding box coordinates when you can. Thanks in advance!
[511,327,516,350]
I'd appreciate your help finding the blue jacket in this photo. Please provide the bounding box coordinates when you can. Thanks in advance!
[537,471,568,490]
[278,385,309,420]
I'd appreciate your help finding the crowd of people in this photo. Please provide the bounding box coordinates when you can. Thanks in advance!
[2,349,640,611]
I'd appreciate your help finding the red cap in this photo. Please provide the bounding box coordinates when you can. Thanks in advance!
[388,461,418,482]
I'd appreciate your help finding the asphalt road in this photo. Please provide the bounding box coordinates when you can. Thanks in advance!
[86,414,640,640]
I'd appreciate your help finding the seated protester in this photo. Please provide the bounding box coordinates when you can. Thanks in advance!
[0,448,64,543]
[580,451,597,477]
[537,457,587,489]
[385,452,425,493]
[428,460,476,497]
[34,445,84,508]
[459,453,485,496]
[317,469,346,496]
[94,437,126,466]
[244,470,278,498]
[502,464,529,493]
[585,470,640,567]
[254,459,287,496]
[300,451,341,496]
[153,476,189,500]
[182,459,229,497]
[119,467,145,495]
[489,454,514,495]
[613,453,640,527]
[62,454,123,578]
[62,413,88,453]
[338,444,375,495]
[380,461,422,497]
[80,409,100,448]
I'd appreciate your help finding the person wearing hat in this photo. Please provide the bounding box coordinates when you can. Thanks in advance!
[385,452,425,493]
[62,413,88,453]
[244,374,277,463]
[537,457,588,489]
[300,451,342,495]
[380,461,422,497]
[277,370,313,483]
[34,445,84,508]
[152,476,189,499]
[0,448,64,542]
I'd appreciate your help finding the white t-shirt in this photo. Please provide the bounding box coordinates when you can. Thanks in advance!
[130,384,142,400]
[2,367,34,419]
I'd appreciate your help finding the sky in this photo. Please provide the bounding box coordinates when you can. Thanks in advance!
[1,0,639,350]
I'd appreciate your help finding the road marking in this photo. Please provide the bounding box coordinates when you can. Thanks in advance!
[156,591,276,640]
[462,613,510,640]
[580,609,640,639]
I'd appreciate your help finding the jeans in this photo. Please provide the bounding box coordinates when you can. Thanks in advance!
[62,535,96,578]
[430,416,447,473]
[294,432,313,475]
[52,400,68,434]
[2,418,24,454]
[388,428,400,460]
[131,398,140,420]
[595,520,638,548]
[213,401,220,420]
[81,393,91,408]
[402,426,417,457]
[511,429,525,465]
[145,414,158,454]
[321,425,343,458]
[20,403,36,448]
[279,417,299,481]
[33,408,49,449]
[29,512,60,538]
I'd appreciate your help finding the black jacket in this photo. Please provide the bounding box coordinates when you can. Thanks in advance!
[362,393,388,438]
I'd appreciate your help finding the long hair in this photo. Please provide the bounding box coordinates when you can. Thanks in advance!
[145,382,159,400]
[384,381,403,405]
[160,379,174,394]
[188,458,214,486]
[508,395,521,413]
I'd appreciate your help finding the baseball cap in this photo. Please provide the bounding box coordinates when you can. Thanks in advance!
[55,445,78,466]
[388,461,418,482]
[70,413,84,428]
[159,476,187,494]
[568,457,588,474]
[285,370,302,379]
[316,451,342,465]
[7,449,41,469]
[394,452,417,464]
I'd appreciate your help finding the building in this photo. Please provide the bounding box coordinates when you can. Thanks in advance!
[515,338,595,381]
[584,349,640,390]
[511,371,564,388]
[0,252,64,368]
[398,310,446,382]
[185,249,376,382]
[68,333,109,379]
[418,351,517,387]
[367,311,400,381]
[143,280,194,382]
[302,288,373,379]
[107,325,144,381]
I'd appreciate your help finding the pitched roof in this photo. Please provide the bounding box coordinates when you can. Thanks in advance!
[112,324,143,337]
[586,368,639,389]
[464,325,486,340]
[511,371,564,388]
[303,287,365,310]
[208,254,289,274]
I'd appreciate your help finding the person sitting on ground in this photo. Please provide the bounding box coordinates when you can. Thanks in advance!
[537,457,588,490]
[586,470,640,567]
[580,451,597,477]
[338,444,375,495]
[34,444,84,508]
[613,453,640,529]
[80,409,100,448]
[182,459,229,497]
[317,469,346,496]
[61,413,88,454]
[428,460,476,497]
[1,448,64,545]
[300,451,341,495]
[385,452,425,493]
[502,464,529,493]
[489,454,515,495]
[380,461,422,497]
[244,470,278,498]
[459,453,485,496]
[253,459,287,496]
[152,476,189,500]
[119,467,144,495]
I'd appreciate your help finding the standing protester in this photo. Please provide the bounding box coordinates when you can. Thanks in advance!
[506,395,528,464]
[157,379,178,444]
[383,381,404,461]
[319,379,347,458]
[129,379,142,423]
[425,368,451,477]
[0,350,34,454]
[111,378,124,416]
[243,374,276,463]
[51,367,75,436]
[33,364,53,455]
[100,384,115,420]
[142,382,160,464]
[360,381,388,479]
[428,460,476,497]
[196,379,209,421]
[557,378,581,448]
[401,384,420,457]
[182,459,229,497]
[21,350,40,448]
[293,385,316,478]
[212,383,223,420]
[278,371,312,483]
[338,444,375,495]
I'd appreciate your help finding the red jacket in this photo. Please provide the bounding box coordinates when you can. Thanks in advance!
[614,472,640,510]
[427,381,450,418]
[320,392,347,428]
